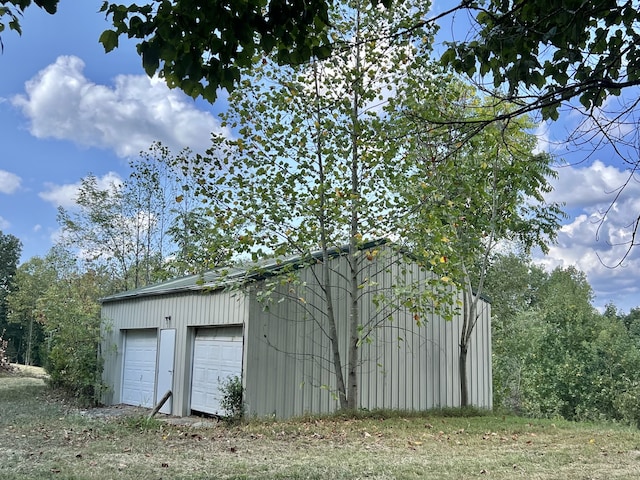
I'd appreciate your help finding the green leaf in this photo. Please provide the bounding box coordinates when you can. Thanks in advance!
[579,94,592,110]
[34,0,58,14]
[98,29,119,53]
[140,41,161,77]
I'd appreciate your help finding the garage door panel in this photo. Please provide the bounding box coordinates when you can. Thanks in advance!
[122,330,157,408]
[190,328,243,415]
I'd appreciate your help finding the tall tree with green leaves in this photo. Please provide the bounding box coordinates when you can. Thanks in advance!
[6,255,55,366]
[482,252,548,410]
[57,145,233,291]
[0,230,22,362]
[483,259,640,424]
[192,0,448,411]
[519,266,640,422]
[393,87,565,406]
[33,247,109,405]
[57,174,140,292]
[126,143,237,278]
[4,246,110,403]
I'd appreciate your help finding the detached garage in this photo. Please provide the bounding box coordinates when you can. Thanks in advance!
[100,242,492,418]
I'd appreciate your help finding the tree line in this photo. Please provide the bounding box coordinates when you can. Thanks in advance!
[486,253,640,425]
[0,145,236,402]
[4,222,640,425]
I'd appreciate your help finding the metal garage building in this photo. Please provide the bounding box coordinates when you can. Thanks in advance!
[100,243,492,418]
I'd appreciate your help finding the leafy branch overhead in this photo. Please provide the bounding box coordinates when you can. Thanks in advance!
[5,0,640,112]
[98,0,337,101]
[441,0,640,120]
[0,0,57,49]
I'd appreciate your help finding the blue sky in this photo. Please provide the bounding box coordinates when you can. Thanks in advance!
[0,1,227,255]
[1,1,639,312]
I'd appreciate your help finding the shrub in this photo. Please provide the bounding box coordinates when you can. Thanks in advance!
[219,375,245,421]
[37,275,107,406]
[614,381,640,428]
[44,332,105,406]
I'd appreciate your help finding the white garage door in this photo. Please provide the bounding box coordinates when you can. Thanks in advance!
[122,329,158,408]
[190,327,243,415]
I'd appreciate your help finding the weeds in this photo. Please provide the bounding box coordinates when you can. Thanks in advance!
[219,374,245,422]
[121,414,163,431]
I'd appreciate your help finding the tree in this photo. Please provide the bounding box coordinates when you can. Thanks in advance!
[521,267,640,420]
[483,253,548,410]
[439,1,640,262]
[441,1,640,122]
[57,174,144,292]
[4,245,110,403]
[483,252,547,323]
[0,230,21,362]
[133,144,236,277]
[485,261,640,424]
[98,0,338,102]
[193,0,447,411]
[57,145,232,291]
[622,307,640,343]
[5,256,54,366]
[393,89,564,405]
[33,247,109,405]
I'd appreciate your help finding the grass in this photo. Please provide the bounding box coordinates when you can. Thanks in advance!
[1,372,640,479]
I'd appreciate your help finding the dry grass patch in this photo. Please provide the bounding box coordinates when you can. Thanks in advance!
[8,364,49,379]
[1,375,639,479]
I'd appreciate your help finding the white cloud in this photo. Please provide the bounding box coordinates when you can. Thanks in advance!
[12,55,230,157]
[0,216,9,230]
[0,170,21,194]
[532,122,552,155]
[39,171,123,208]
[546,160,640,210]
[536,160,640,311]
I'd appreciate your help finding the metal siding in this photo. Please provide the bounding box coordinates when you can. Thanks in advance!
[244,247,492,418]
[101,289,248,415]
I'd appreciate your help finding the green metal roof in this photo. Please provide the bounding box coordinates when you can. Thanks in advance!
[100,240,388,303]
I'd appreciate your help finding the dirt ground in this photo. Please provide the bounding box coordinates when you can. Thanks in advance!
[76,403,221,428]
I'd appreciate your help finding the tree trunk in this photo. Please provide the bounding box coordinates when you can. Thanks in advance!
[459,283,474,408]
[313,60,348,410]
[25,317,34,366]
[345,0,363,413]
[347,245,359,411]
[459,343,469,407]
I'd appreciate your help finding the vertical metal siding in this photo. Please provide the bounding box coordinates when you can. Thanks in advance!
[244,247,492,418]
